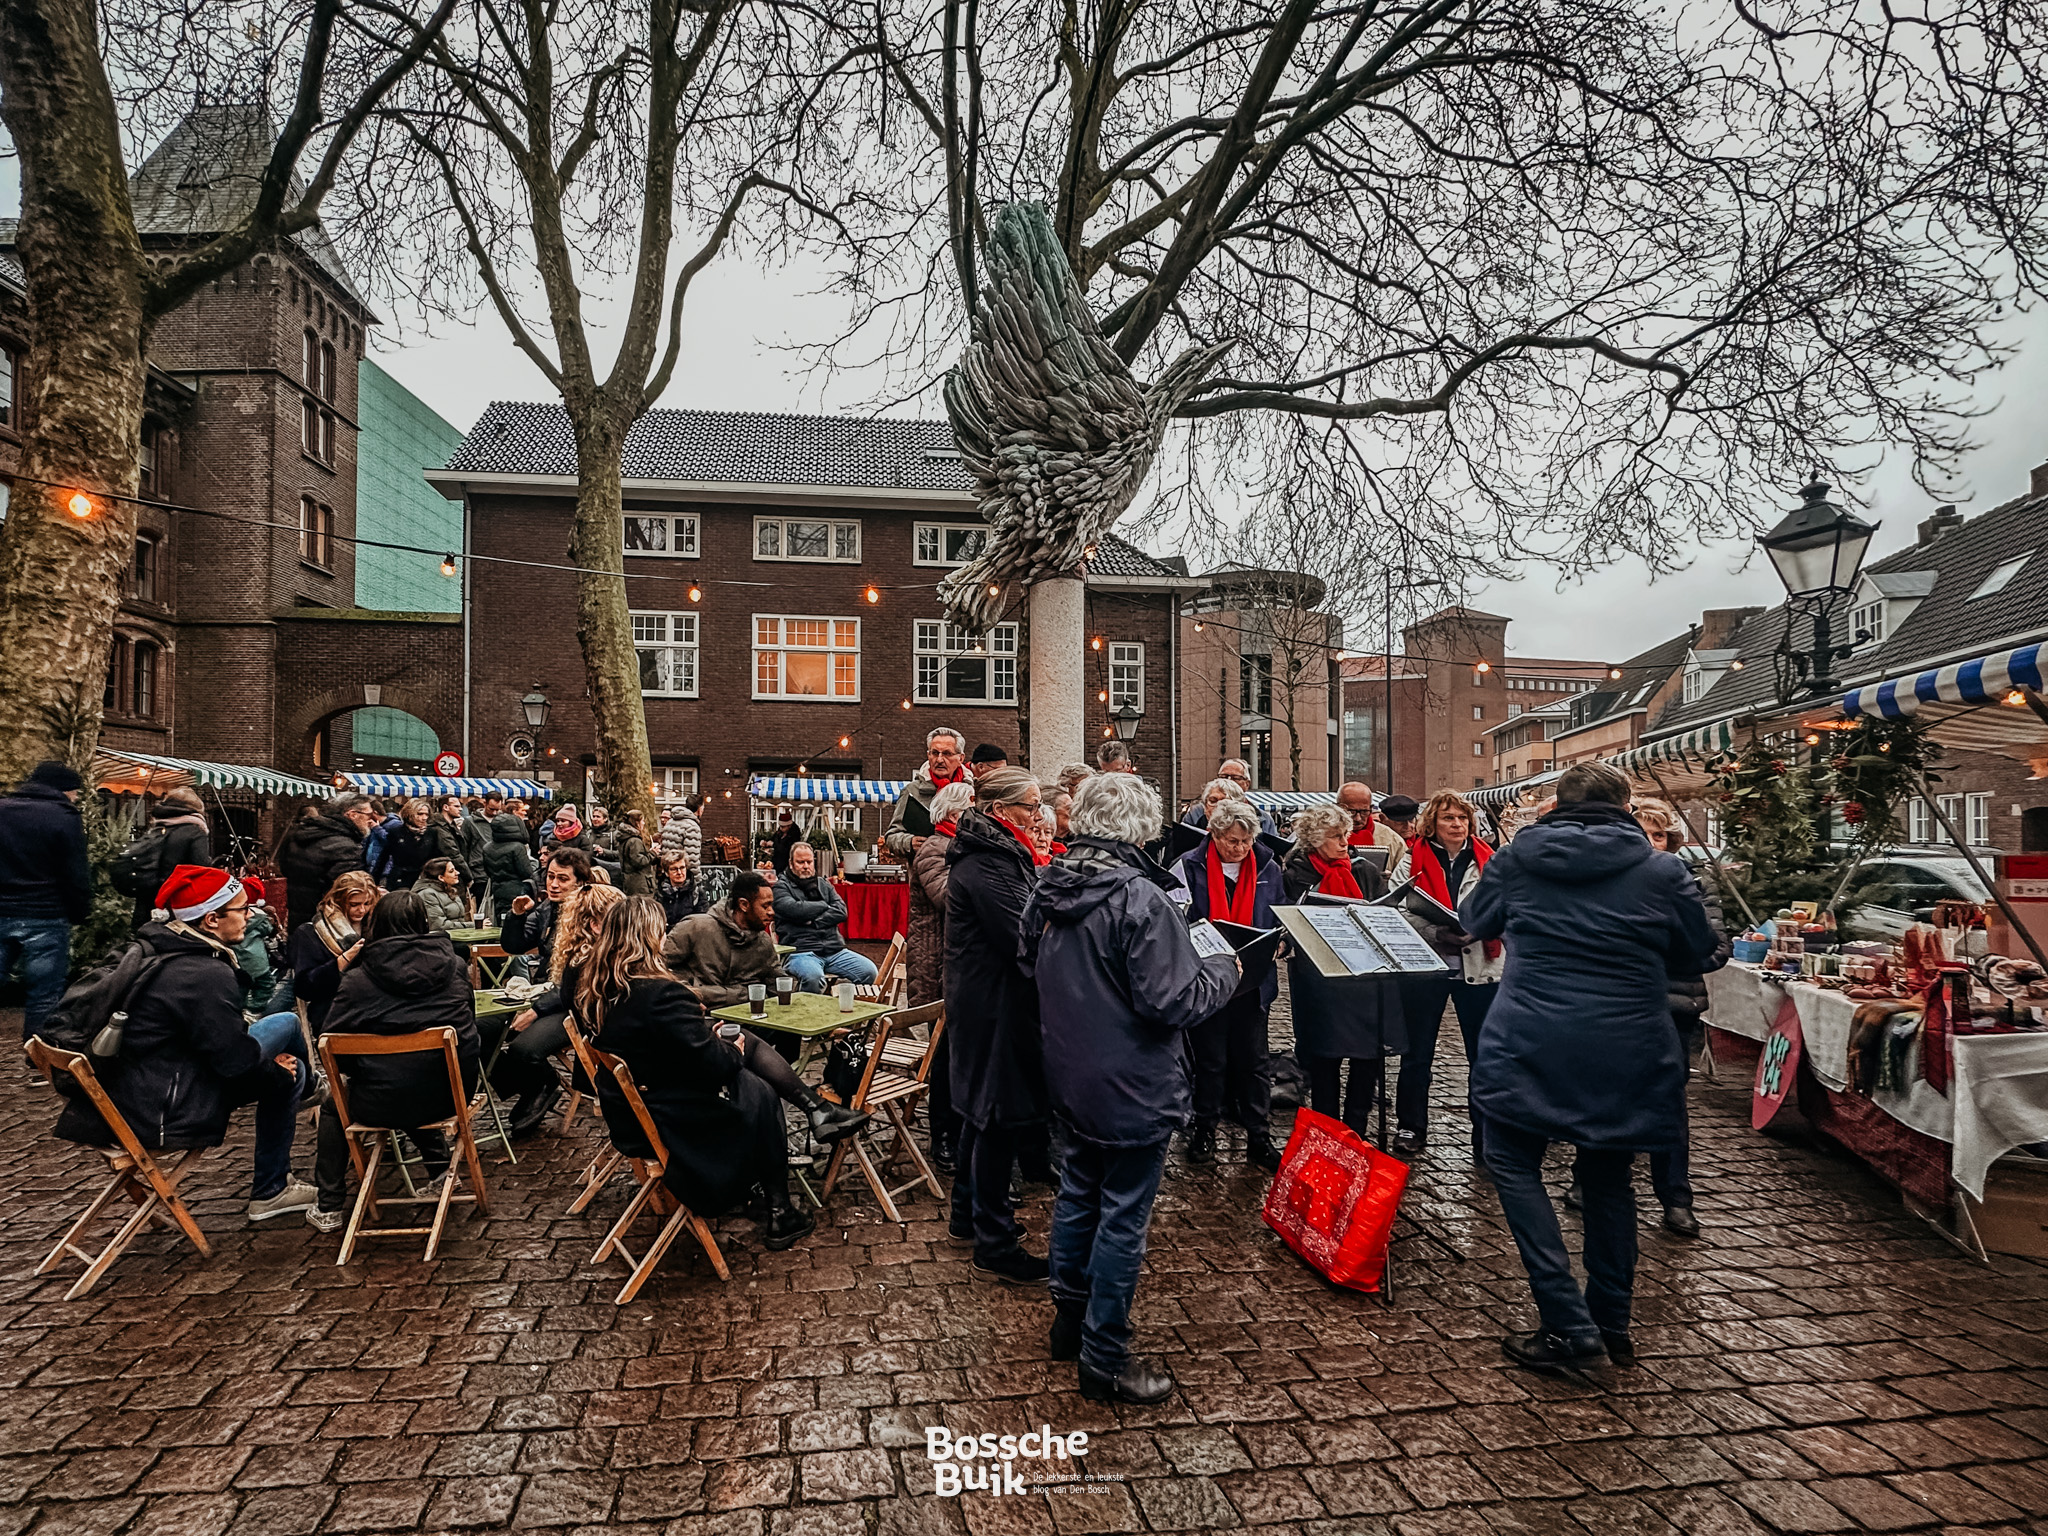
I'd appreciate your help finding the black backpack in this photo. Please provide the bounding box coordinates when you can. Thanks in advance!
[36,939,173,1092]
[108,826,170,899]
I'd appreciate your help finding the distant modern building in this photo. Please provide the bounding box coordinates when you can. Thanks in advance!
[1178,565,1343,796]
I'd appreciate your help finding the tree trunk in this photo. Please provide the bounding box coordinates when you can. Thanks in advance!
[565,421,659,834]
[0,0,150,786]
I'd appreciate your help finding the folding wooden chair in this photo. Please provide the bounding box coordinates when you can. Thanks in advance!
[853,931,906,1006]
[821,1002,946,1223]
[561,1016,628,1216]
[315,1028,491,1264]
[24,1039,212,1300]
[470,944,517,988]
[579,1038,729,1301]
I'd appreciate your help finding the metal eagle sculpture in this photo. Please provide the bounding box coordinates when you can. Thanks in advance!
[941,202,1231,632]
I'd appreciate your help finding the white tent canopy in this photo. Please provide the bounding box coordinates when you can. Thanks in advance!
[747,776,907,804]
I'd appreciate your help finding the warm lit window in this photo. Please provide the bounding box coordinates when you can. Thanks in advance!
[1109,642,1144,712]
[300,496,333,568]
[632,610,699,697]
[131,641,158,720]
[1850,600,1885,645]
[754,615,860,700]
[913,523,989,567]
[914,621,1016,704]
[133,534,158,603]
[624,512,699,558]
[755,517,860,563]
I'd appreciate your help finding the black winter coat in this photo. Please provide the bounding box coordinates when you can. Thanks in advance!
[482,814,537,910]
[1023,838,1238,1146]
[1462,800,1724,1151]
[128,811,213,927]
[279,812,367,932]
[1668,872,1731,1021]
[424,818,472,884]
[322,932,481,1130]
[54,923,273,1150]
[1277,846,1405,1059]
[1179,840,1286,1008]
[500,897,560,972]
[377,823,432,890]
[0,782,92,922]
[773,874,848,955]
[287,920,357,1031]
[943,810,1044,1130]
[589,976,780,1216]
[657,871,703,927]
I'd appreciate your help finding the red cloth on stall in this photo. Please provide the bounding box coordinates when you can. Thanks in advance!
[832,879,910,943]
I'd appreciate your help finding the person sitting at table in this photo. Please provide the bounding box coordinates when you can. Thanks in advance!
[656,851,702,926]
[287,871,378,1034]
[501,847,596,979]
[664,869,787,1011]
[774,843,880,994]
[483,882,622,1139]
[412,857,468,933]
[307,890,481,1233]
[1177,798,1286,1170]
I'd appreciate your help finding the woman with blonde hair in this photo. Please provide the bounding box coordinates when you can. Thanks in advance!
[578,897,862,1250]
[486,883,623,1138]
[287,869,378,1032]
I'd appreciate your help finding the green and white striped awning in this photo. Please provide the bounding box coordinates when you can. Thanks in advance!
[94,748,333,798]
[1610,719,1740,775]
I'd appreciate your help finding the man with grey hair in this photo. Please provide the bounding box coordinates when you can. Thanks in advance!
[1179,774,1278,837]
[1094,740,1135,773]
[278,792,375,933]
[1023,771,1239,1403]
[1056,763,1095,797]
[885,726,970,856]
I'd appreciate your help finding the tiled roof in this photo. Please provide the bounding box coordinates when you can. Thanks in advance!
[1646,481,2048,736]
[1556,626,1699,736]
[0,222,22,294]
[1092,536,1189,581]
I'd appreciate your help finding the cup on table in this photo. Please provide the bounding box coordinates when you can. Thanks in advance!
[748,983,767,1017]
[776,976,794,1007]
[835,981,856,1013]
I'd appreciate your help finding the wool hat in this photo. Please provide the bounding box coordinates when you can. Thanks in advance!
[156,864,244,922]
[971,743,1009,764]
[1377,795,1420,820]
[27,760,83,793]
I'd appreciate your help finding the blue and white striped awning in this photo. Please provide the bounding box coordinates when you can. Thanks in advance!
[1842,643,2046,720]
[1245,791,1341,811]
[748,776,908,805]
[340,773,555,800]
[94,748,331,798]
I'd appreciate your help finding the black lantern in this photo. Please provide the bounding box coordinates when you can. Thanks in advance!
[520,684,551,731]
[1111,704,1143,742]
[1759,481,1878,599]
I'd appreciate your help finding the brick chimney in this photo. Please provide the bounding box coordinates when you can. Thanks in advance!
[1698,607,1763,650]
[1917,503,1965,544]
[2034,461,2048,502]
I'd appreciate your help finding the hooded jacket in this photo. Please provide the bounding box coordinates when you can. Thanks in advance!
[663,898,785,1008]
[1461,799,1724,1150]
[943,809,1044,1130]
[1023,837,1239,1146]
[411,874,468,931]
[322,931,481,1128]
[481,813,537,906]
[0,780,93,923]
[773,872,849,955]
[278,811,368,932]
[53,922,271,1150]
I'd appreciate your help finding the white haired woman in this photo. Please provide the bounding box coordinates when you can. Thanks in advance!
[1176,797,1286,1169]
[1278,803,1403,1138]
[1022,772,1238,1403]
[910,778,976,1175]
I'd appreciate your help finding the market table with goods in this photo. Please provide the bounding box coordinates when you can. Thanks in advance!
[832,876,909,942]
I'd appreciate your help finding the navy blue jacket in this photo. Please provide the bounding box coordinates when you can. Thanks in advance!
[1462,800,1724,1151]
[772,873,849,956]
[0,782,92,923]
[943,810,1044,1130]
[1023,837,1238,1146]
[1178,840,1286,1008]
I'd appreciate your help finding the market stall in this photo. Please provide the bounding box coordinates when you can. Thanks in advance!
[747,776,912,940]
[93,747,332,800]
[834,880,910,942]
[337,772,555,800]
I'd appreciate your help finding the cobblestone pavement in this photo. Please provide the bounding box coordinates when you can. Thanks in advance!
[4,1002,2048,1536]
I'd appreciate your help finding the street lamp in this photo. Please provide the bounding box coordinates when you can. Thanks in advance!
[520,684,551,731]
[1111,704,1143,742]
[1759,480,1879,695]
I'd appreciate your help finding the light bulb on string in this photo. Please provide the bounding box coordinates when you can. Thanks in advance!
[440,554,458,577]
[66,492,93,518]
[687,584,702,603]
[864,585,880,605]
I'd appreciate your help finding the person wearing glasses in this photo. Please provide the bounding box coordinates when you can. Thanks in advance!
[1178,760,1278,836]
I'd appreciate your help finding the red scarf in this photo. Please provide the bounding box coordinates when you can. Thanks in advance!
[1308,851,1362,899]
[1347,815,1377,848]
[998,813,1051,866]
[1206,840,1259,926]
[934,818,958,838]
[1410,836,1499,958]
[930,764,968,790]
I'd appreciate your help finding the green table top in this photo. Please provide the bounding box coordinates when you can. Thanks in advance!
[449,927,501,944]
[473,989,523,1020]
[776,943,797,957]
[709,993,894,1038]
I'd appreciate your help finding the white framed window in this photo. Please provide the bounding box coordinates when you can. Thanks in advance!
[1967,792,1992,848]
[913,523,990,567]
[1508,703,1523,718]
[755,517,861,563]
[1970,556,2030,601]
[1850,600,1885,645]
[624,512,699,558]
[915,621,1017,704]
[633,610,699,697]
[1909,799,1933,844]
[1937,794,1964,842]
[1471,741,1485,756]
[1472,705,1485,720]
[1109,642,1144,711]
[755,615,860,700]
[654,767,699,803]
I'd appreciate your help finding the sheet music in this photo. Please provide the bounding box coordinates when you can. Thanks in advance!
[1349,905,1447,972]
[1187,920,1236,960]
[1298,907,1395,974]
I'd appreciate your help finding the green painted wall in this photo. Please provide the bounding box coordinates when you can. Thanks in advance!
[351,707,441,762]
[355,358,466,612]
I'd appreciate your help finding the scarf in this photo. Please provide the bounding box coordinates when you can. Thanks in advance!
[1308,851,1362,899]
[1207,840,1259,926]
[312,911,359,958]
[1410,836,1499,958]
[934,818,959,838]
[997,812,1051,866]
[1347,815,1377,848]
[553,815,582,840]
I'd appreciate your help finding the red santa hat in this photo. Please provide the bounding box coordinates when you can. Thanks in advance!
[155,864,244,922]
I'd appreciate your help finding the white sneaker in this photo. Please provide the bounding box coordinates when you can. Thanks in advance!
[305,1206,346,1233]
[248,1179,318,1222]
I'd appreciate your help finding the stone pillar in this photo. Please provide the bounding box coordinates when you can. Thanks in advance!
[1029,575,1087,774]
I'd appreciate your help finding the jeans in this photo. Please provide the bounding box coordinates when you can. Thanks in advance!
[785,947,878,994]
[950,1119,1024,1261]
[1306,1056,1381,1139]
[249,1011,303,1059]
[1394,979,1497,1150]
[1049,1135,1171,1376]
[1189,993,1270,1135]
[1484,1117,1637,1345]
[1,917,71,1038]
[247,1012,310,1200]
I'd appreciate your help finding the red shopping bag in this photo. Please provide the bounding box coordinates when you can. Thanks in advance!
[1261,1107,1410,1293]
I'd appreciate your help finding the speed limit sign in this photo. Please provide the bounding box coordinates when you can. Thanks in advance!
[433,751,465,777]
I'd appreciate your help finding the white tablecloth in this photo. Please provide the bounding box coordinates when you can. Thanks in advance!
[1706,962,2048,1200]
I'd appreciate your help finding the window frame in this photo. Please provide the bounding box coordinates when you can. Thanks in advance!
[0,342,17,429]
[131,640,158,720]
[912,522,991,568]
[623,511,701,560]
[1909,799,1933,844]
[632,609,701,698]
[1108,641,1144,712]
[1967,792,1992,848]
[104,635,130,714]
[654,767,700,804]
[1850,599,1885,645]
[299,496,333,570]
[753,516,862,564]
[319,340,337,403]
[752,614,862,702]
[913,620,1018,706]
[132,532,159,604]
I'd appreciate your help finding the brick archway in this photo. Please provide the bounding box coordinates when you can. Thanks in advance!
[274,617,464,777]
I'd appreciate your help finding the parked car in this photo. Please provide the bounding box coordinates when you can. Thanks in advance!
[1838,851,1992,942]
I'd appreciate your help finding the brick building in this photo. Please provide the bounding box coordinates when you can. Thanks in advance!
[1178,566,1342,798]
[429,404,1197,845]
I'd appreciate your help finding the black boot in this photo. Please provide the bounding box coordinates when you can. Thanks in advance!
[1661,1204,1700,1238]
[1079,1358,1174,1405]
[1501,1329,1607,1375]
[763,1203,816,1251]
[1185,1125,1217,1165]
[1050,1299,1084,1362]
[509,1077,561,1139]
[1245,1131,1282,1172]
[930,1128,957,1176]
[1599,1330,1637,1368]
[805,1096,870,1144]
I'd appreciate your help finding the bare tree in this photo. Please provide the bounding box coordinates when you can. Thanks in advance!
[345,0,861,829]
[833,0,2048,583]
[0,0,449,785]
